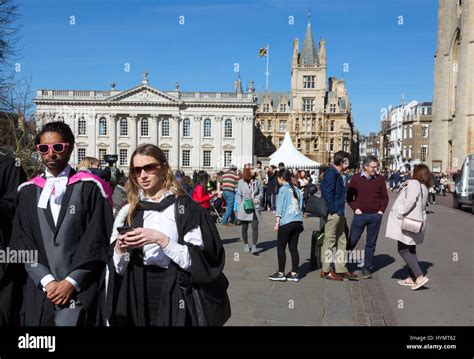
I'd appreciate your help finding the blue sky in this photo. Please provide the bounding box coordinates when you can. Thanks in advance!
[16,0,438,134]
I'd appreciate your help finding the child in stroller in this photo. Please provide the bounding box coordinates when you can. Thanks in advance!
[210,195,226,224]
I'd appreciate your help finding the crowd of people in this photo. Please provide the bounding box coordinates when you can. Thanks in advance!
[0,121,437,326]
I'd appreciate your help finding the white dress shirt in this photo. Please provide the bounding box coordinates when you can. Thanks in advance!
[38,165,81,292]
[113,191,204,275]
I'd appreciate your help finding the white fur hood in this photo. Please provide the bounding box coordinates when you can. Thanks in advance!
[110,204,130,244]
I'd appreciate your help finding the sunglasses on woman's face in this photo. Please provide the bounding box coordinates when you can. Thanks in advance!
[131,162,161,177]
[36,143,70,155]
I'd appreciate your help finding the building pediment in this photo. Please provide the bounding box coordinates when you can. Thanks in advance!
[106,85,181,104]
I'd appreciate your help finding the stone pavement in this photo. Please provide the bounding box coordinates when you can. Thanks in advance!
[370,192,473,326]
[218,209,396,326]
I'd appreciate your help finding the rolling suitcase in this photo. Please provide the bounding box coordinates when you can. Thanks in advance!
[310,227,324,270]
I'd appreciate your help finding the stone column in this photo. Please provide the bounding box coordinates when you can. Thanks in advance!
[129,115,138,152]
[243,116,257,165]
[150,115,158,146]
[109,113,117,155]
[215,116,223,169]
[71,114,78,166]
[90,113,97,158]
[237,116,244,167]
[193,116,201,170]
[172,115,181,169]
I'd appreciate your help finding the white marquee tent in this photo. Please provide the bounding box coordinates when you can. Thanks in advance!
[269,132,320,169]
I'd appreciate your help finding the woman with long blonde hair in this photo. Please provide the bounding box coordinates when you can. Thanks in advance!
[106,144,229,326]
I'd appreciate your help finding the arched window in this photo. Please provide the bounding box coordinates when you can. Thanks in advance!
[162,118,170,137]
[224,119,232,138]
[78,117,86,135]
[99,117,107,136]
[120,118,128,136]
[183,118,191,137]
[141,118,149,136]
[203,118,212,137]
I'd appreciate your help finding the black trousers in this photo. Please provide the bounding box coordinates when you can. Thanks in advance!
[144,265,167,326]
[277,221,303,273]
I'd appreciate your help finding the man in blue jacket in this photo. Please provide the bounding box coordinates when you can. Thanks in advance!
[320,151,357,281]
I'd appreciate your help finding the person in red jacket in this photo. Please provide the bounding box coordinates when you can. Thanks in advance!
[347,155,389,279]
[192,171,216,209]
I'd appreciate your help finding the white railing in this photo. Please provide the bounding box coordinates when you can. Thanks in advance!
[74,91,90,97]
[53,90,69,96]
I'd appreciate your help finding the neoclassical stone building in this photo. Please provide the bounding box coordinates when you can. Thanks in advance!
[34,72,257,174]
[428,0,474,173]
[255,17,356,165]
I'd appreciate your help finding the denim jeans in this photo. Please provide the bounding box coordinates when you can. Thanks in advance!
[222,191,235,224]
[349,213,383,271]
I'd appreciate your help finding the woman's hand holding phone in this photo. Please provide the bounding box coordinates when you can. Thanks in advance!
[123,227,170,249]
[115,226,133,255]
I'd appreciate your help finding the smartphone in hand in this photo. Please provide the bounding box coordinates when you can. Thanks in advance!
[116,225,134,235]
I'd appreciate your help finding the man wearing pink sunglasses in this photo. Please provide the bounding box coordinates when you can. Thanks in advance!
[5,121,113,326]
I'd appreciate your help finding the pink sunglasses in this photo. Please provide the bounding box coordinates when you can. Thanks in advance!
[36,143,70,155]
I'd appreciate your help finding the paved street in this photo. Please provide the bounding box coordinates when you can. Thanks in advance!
[218,192,473,326]
[373,192,473,326]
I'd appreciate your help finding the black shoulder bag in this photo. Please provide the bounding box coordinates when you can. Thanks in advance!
[174,198,231,326]
[305,194,328,218]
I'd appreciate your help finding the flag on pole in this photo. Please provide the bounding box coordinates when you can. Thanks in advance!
[259,47,268,57]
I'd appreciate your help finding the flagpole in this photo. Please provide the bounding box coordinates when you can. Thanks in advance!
[265,44,270,92]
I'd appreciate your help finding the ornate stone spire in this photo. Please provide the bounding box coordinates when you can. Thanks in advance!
[301,13,319,65]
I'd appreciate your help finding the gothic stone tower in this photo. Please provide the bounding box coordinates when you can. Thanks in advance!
[428,0,474,172]
[290,16,327,161]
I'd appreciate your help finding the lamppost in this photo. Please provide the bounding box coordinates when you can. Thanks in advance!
[104,154,121,187]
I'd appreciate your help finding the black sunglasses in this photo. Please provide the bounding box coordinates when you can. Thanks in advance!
[131,162,161,177]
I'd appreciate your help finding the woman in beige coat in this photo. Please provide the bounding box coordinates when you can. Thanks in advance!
[386,164,433,290]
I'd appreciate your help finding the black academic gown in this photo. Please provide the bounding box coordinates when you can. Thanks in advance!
[0,154,26,325]
[0,154,27,274]
[106,195,227,326]
[4,169,113,326]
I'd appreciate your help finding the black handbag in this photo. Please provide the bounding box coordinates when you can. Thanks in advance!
[305,195,328,218]
[174,198,231,326]
[184,272,231,326]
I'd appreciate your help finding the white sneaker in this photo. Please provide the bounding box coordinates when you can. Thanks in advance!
[244,244,250,253]
[411,276,429,290]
